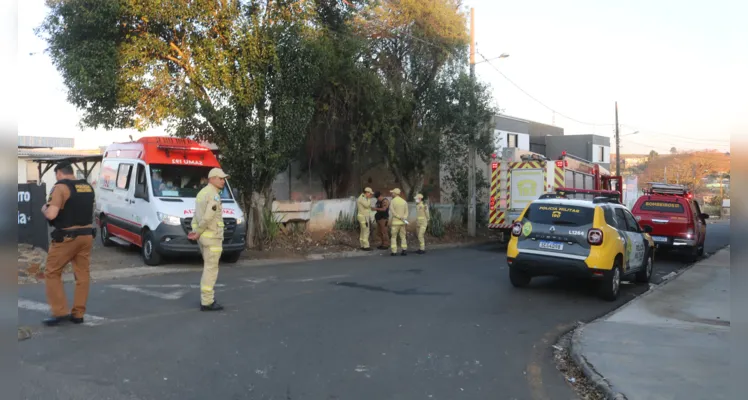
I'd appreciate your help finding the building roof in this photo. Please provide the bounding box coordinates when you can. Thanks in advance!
[18,136,75,149]
[18,148,103,158]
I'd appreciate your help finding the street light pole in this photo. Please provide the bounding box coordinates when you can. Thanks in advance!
[467,7,477,237]
[615,101,620,177]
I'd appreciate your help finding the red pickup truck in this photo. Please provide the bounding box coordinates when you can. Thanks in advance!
[631,183,708,262]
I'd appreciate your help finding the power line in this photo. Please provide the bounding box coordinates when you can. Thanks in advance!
[620,124,730,145]
[476,51,615,127]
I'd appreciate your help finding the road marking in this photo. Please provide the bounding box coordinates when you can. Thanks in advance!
[109,285,190,300]
[18,299,108,326]
[112,284,226,289]
[242,277,277,284]
[290,274,349,283]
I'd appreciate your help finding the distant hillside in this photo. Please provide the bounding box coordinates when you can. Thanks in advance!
[634,150,730,191]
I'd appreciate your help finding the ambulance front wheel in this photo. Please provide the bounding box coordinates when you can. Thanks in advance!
[141,230,163,266]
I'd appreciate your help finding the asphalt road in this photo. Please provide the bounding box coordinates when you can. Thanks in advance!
[19,223,729,400]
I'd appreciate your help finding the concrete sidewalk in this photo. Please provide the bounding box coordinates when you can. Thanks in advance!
[572,246,730,400]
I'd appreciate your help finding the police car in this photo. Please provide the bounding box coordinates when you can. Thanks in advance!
[506,197,655,301]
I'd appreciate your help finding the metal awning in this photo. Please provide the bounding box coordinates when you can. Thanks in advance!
[31,155,103,181]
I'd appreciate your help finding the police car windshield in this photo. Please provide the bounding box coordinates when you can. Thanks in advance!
[150,165,233,199]
[524,203,595,227]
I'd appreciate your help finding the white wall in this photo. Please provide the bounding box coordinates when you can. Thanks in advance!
[592,145,611,163]
[494,130,530,152]
[17,159,27,183]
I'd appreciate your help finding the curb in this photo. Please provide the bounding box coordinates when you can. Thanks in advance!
[303,239,498,261]
[21,239,500,285]
[570,325,627,400]
[569,245,730,400]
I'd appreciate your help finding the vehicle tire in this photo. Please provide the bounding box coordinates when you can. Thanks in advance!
[636,254,653,283]
[99,217,115,247]
[141,230,163,266]
[687,246,700,263]
[599,259,622,301]
[509,268,532,288]
[221,251,242,264]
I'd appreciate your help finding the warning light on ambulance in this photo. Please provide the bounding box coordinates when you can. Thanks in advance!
[555,160,564,168]
[491,162,498,170]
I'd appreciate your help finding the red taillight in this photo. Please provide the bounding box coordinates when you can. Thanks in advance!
[588,229,603,245]
[511,223,522,237]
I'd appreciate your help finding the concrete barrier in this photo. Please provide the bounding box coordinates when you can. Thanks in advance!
[271,198,470,232]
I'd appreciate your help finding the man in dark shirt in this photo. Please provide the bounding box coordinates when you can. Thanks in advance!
[41,162,96,326]
[372,191,390,250]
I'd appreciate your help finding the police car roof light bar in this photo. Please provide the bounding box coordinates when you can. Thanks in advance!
[156,144,210,152]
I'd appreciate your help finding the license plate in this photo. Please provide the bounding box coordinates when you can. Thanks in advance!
[652,236,668,243]
[539,241,564,251]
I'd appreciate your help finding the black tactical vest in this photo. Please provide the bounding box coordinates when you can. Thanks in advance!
[375,199,389,220]
[50,179,95,230]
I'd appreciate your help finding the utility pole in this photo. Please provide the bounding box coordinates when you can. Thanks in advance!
[614,101,620,177]
[467,7,476,237]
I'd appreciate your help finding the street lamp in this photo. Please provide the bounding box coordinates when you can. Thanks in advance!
[622,130,639,137]
[475,53,509,64]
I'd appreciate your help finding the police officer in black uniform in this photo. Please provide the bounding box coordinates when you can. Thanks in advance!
[41,162,96,326]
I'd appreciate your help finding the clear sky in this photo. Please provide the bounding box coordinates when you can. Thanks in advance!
[19,0,745,154]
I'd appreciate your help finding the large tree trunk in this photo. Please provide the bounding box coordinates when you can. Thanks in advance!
[243,193,257,250]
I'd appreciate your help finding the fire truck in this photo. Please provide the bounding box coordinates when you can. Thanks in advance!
[488,149,622,239]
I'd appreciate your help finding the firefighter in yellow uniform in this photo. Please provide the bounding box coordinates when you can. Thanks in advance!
[357,187,374,251]
[188,168,229,311]
[415,193,430,254]
[389,188,409,256]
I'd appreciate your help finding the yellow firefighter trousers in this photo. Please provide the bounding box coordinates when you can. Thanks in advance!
[357,215,370,249]
[417,218,428,251]
[390,224,407,253]
[199,237,223,306]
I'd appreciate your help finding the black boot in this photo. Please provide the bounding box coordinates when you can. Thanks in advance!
[401,250,407,256]
[200,302,224,312]
[42,314,71,327]
[416,250,425,255]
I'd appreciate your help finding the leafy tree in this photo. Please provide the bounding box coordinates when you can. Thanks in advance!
[39,0,322,247]
[354,0,469,199]
[437,71,496,223]
[298,0,385,198]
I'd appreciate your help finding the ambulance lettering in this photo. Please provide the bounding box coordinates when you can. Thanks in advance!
[184,208,235,216]
[171,159,205,166]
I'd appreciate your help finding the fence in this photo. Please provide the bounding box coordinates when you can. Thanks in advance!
[271,197,470,232]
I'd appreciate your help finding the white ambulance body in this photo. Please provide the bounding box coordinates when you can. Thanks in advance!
[94,137,246,265]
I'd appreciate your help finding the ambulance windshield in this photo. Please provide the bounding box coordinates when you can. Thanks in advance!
[149,165,233,200]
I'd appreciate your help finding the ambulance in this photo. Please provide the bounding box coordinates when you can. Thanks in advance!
[94,137,247,265]
[488,148,622,241]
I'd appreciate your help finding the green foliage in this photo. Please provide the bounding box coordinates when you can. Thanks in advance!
[438,72,496,222]
[259,207,283,243]
[427,204,446,238]
[298,2,384,198]
[334,210,357,231]
[355,0,471,199]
